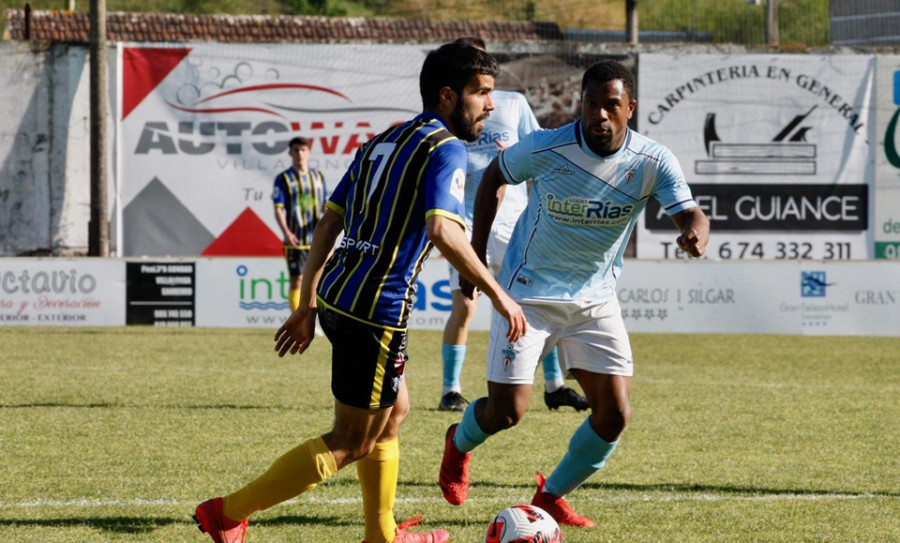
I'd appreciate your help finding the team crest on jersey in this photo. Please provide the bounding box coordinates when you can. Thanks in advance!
[502,344,517,370]
[450,168,465,203]
[625,168,635,183]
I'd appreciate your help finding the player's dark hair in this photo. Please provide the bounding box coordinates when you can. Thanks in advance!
[420,42,498,110]
[582,59,636,100]
[289,136,310,149]
[453,36,487,51]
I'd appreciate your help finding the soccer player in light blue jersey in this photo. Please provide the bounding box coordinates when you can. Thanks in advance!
[440,59,710,527]
[194,43,526,543]
[438,37,588,414]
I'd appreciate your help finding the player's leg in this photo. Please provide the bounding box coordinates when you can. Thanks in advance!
[541,347,589,411]
[439,266,478,411]
[532,296,633,527]
[194,307,402,543]
[357,378,408,543]
[440,304,550,505]
[285,248,303,311]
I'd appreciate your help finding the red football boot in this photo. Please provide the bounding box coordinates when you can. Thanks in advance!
[362,514,450,543]
[439,423,471,505]
[530,472,595,528]
[193,497,248,543]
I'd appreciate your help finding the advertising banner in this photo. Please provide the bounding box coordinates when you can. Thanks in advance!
[194,255,492,330]
[616,260,900,336]
[637,54,875,260]
[126,261,195,326]
[117,43,426,257]
[0,259,125,326]
[875,56,900,260]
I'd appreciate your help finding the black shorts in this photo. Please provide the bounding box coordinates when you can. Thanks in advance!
[318,305,408,410]
[284,247,310,277]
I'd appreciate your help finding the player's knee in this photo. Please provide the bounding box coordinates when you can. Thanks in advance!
[591,404,631,439]
[482,399,525,431]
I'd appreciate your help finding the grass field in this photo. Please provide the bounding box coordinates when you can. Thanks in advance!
[1,327,897,542]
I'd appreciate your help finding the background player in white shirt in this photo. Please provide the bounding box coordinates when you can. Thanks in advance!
[439,59,710,528]
[439,37,588,414]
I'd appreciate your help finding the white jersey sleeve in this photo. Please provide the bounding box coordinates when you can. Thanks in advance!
[464,90,539,226]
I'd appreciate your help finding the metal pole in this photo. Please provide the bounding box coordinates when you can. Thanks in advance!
[89,0,109,256]
[626,0,638,45]
[766,0,779,46]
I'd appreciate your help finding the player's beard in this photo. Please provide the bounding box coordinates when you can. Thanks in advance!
[451,98,483,142]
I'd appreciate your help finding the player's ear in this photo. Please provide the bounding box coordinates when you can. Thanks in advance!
[439,86,457,108]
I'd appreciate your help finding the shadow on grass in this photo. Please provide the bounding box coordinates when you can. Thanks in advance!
[0,513,350,534]
[399,479,900,498]
[0,516,181,534]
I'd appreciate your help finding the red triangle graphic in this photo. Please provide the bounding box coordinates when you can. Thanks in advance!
[201,207,285,256]
[122,47,192,121]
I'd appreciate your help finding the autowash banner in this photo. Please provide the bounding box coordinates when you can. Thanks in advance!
[116,43,426,256]
[637,54,875,260]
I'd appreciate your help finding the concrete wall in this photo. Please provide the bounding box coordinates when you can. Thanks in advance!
[0,42,91,256]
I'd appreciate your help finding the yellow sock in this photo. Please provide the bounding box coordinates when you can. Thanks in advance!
[356,438,400,543]
[289,288,301,312]
[223,436,337,521]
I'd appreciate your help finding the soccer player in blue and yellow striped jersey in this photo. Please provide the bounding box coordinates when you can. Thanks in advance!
[273,136,327,311]
[194,42,526,543]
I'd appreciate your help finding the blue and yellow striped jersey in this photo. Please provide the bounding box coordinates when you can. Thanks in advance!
[272,168,327,249]
[318,113,467,330]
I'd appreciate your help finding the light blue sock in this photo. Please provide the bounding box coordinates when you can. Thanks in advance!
[544,417,618,497]
[442,344,467,393]
[452,399,489,453]
[541,347,564,390]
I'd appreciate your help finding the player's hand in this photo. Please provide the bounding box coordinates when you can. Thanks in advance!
[286,233,300,247]
[274,306,317,356]
[676,227,707,258]
[490,292,526,343]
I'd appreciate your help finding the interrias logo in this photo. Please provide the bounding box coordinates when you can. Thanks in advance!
[236,264,290,311]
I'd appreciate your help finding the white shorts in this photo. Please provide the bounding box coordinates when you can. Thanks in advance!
[447,221,515,292]
[486,294,633,384]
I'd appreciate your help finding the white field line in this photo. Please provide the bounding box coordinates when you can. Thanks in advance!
[1,492,893,509]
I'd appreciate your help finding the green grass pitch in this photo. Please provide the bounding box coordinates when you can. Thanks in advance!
[0,327,898,542]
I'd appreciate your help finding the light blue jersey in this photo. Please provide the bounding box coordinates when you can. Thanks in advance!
[497,121,696,302]
[464,90,540,227]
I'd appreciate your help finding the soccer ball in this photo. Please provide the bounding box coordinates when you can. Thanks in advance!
[484,504,562,543]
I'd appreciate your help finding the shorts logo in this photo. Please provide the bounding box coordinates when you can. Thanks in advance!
[502,344,517,370]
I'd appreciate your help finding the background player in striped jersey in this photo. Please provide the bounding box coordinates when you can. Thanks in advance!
[194,42,526,543]
[440,59,710,527]
[438,37,588,413]
[272,136,327,312]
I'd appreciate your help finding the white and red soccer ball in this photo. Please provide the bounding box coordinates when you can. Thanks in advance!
[484,504,562,543]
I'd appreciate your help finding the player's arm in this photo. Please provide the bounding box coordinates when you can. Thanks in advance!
[274,205,299,247]
[427,214,525,343]
[274,207,343,356]
[460,157,505,297]
[670,206,710,258]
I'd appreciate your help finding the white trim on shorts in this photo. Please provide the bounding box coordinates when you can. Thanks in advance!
[486,293,633,384]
